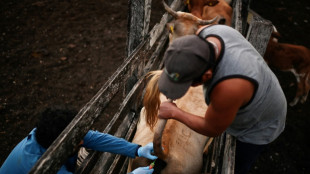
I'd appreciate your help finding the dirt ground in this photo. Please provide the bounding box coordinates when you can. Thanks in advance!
[0,0,309,173]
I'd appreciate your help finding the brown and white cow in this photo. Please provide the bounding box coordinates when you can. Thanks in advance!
[264,26,310,106]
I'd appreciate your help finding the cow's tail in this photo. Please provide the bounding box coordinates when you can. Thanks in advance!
[143,70,168,161]
[153,116,168,161]
[143,70,162,130]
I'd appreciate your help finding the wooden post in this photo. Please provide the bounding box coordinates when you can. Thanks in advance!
[221,134,236,174]
[125,0,153,99]
[231,0,251,35]
[127,0,152,57]
[246,9,273,56]
[143,0,152,39]
[231,0,243,33]
[241,0,251,36]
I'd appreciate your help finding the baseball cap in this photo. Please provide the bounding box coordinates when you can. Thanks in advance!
[158,35,213,100]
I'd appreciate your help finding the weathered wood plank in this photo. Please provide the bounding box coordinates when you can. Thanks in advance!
[240,0,251,36]
[231,0,243,33]
[231,0,251,35]
[126,0,154,57]
[127,0,145,56]
[202,134,223,174]
[143,0,153,38]
[222,134,236,174]
[246,9,273,56]
[216,134,226,174]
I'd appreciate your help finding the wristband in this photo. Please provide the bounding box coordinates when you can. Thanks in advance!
[135,145,142,156]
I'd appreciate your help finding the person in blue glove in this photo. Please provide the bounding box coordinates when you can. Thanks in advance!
[0,106,157,174]
[129,166,154,174]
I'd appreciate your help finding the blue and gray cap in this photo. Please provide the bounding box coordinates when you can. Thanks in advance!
[158,35,213,100]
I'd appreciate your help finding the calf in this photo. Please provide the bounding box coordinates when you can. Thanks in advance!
[264,27,310,106]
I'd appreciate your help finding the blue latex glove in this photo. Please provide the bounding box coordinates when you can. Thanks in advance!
[137,142,158,160]
[130,166,154,174]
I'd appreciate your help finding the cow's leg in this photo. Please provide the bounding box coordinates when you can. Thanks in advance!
[301,72,310,103]
[289,97,300,106]
[289,68,301,83]
[289,69,306,106]
[289,80,303,106]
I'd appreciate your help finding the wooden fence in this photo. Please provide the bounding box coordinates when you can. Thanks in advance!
[28,0,273,173]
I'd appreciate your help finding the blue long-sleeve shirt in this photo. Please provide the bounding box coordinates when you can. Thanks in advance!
[0,128,139,174]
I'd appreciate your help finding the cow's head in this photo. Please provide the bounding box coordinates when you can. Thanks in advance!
[201,0,233,26]
[163,0,217,43]
[184,0,219,18]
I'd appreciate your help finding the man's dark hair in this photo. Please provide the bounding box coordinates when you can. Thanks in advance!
[35,106,77,149]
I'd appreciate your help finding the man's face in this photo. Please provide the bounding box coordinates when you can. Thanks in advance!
[191,69,213,87]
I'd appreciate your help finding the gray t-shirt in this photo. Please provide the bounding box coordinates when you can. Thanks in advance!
[199,25,287,145]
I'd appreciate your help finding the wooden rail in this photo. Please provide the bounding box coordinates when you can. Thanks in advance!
[29,0,273,173]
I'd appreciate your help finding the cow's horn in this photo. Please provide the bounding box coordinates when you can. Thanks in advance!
[162,0,179,18]
[197,16,218,25]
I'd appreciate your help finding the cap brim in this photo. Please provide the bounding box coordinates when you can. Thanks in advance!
[158,72,192,100]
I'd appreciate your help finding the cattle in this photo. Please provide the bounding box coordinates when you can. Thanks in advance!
[164,0,232,42]
[127,70,211,174]
[201,0,232,26]
[264,26,310,106]
[184,0,219,18]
